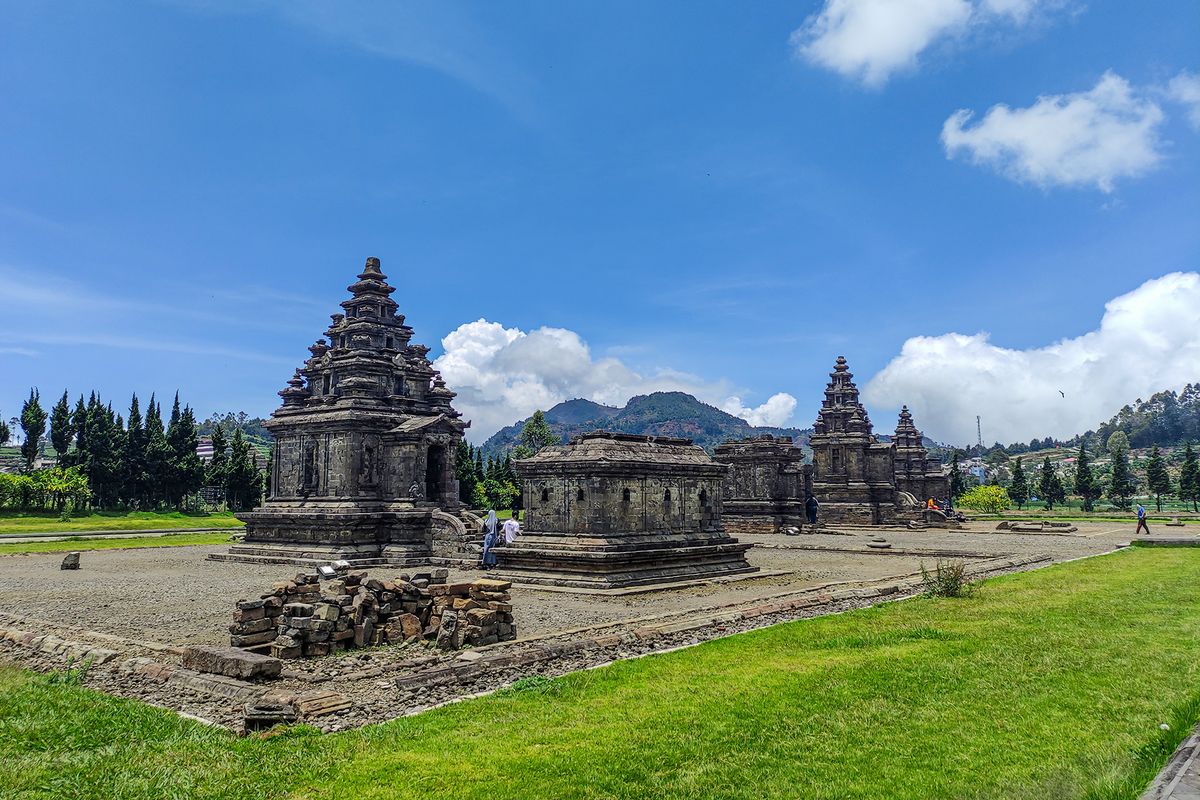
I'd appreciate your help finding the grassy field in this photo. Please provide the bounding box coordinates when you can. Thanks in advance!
[0,510,244,535]
[1,547,1199,798]
[0,531,237,555]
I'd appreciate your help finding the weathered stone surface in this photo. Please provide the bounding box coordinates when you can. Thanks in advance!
[180,646,283,680]
[60,552,80,570]
[500,432,756,589]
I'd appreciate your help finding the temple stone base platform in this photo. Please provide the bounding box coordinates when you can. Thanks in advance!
[500,432,757,590]
[495,532,756,589]
[210,504,435,568]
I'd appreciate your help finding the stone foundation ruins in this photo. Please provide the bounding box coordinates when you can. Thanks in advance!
[499,432,756,589]
[230,569,516,658]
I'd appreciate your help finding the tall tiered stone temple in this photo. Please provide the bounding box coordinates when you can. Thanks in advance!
[808,356,897,524]
[892,405,951,504]
[226,257,470,566]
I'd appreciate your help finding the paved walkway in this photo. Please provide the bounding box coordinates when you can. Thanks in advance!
[1143,728,1200,799]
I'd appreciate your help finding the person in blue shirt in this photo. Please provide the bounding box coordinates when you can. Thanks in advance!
[1136,503,1150,535]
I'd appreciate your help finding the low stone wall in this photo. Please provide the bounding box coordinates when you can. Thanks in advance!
[230,570,517,659]
[722,515,779,535]
[430,510,483,566]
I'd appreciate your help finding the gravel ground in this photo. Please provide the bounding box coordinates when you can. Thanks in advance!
[0,520,1142,648]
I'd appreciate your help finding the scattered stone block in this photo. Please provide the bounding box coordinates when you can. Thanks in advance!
[60,552,80,570]
[181,646,282,680]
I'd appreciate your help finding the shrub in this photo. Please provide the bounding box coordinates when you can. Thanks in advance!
[957,484,1012,513]
[920,560,974,598]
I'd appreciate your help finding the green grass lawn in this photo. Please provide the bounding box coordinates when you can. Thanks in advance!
[2,547,1199,799]
[0,531,237,555]
[0,510,244,535]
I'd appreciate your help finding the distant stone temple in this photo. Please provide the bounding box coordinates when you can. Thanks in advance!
[892,405,951,504]
[222,257,472,567]
[808,357,899,525]
[713,436,813,534]
[497,432,756,589]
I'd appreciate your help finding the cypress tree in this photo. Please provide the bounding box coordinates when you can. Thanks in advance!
[49,390,73,463]
[124,394,147,508]
[144,395,171,508]
[453,438,476,505]
[1146,446,1172,512]
[71,395,88,476]
[0,414,9,447]
[19,388,47,470]
[949,451,967,499]
[1108,446,1134,511]
[165,397,204,507]
[227,428,263,511]
[1008,457,1028,510]
[1038,457,1058,510]
[1179,442,1199,513]
[207,423,230,504]
[1073,443,1100,512]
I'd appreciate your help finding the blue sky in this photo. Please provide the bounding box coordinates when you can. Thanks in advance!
[1,1,1198,444]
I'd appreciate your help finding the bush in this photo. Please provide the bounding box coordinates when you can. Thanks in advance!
[920,560,974,598]
[957,484,1011,513]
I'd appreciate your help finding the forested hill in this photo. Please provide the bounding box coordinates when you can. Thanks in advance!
[481,392,812,455]
[1092,384,1200,448]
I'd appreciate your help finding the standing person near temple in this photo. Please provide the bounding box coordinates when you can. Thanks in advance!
[805,494,819,525]
[1136,503,1150,535]
[481,510,499,569]
[503,509,521,545]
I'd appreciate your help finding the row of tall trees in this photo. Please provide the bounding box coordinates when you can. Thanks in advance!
[1001,437,1200,512]
[7,387,264,512]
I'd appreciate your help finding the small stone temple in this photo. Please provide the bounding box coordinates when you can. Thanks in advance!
[713,436,813,534]
[224,257,471,567]
[496,432,756,589]
[892,405,951,504]
[808,357,898,524]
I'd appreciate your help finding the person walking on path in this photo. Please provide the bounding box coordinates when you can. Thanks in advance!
[1136,503,1151,535]
[502,510,522,545]
[805,494,819,525]
[481,510,499,569]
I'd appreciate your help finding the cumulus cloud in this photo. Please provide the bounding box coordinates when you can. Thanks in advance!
[791,0,1062,87]
[942,71,1166,191]
[722,393,799,428]
[432,319,797,441]
[863,272,1200,445]
[1167,70,1200,130]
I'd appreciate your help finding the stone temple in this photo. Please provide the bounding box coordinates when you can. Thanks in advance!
[892,405,951,505]
[222,257,472,567]
[713,436,813,535]
[497,432,756,589]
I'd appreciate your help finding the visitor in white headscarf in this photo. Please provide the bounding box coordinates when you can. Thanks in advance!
[481,510,499,570]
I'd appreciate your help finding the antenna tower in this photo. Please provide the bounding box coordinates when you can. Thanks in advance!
[976,416,982,448]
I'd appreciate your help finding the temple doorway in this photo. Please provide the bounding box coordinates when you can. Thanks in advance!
[425,444,446,502]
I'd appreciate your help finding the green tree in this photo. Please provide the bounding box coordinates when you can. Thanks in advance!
[49,390,73,463]
[1107,446,1135,511]
[19,388,47,470]
[1145,446,1172,512]
[957,485,1011,513]
[0,414,9,447]
[1073,443,1100,512]
[165,394,205,507]
[1106,431,1131,458]
[519,410,559,454]
[949,451,968,500]
[123,394,147,508]
[82,396,122,508]
[207,423,230,501]
[1008,457,1029,510]
[453,438,477,506]
[226,428,263,511]
[1179,442,1199,513]
[1038,457,1065,510]
[144,395,172,508]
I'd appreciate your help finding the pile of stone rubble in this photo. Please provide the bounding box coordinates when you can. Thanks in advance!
[230,569,517,659]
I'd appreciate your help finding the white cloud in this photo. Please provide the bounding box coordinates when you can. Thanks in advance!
[432,319,797,441]
[722,393,799,427]
[1166,70,1200,130]
[790,0,1062,87]
[942,72,1166,191]
[863,272,1200,445]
